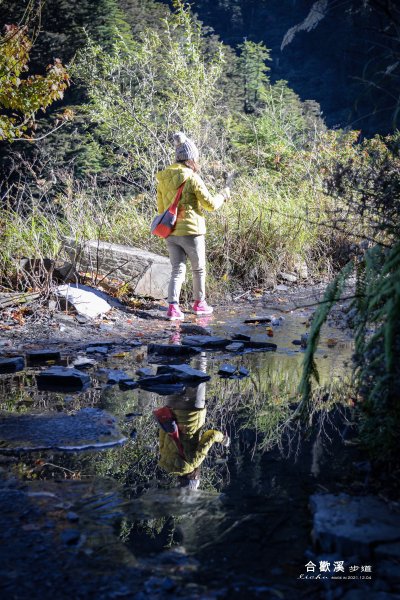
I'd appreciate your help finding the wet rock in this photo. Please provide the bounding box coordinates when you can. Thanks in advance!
[138,374,177,385]
[86,346,109,355]
[232,333,251,342]
[245,339,277,351]
[147,343,200,357]
[218,364,237,377]
[0,357,25,374]
[26,349,61,365]
[136,367,154,378]
[244,316,272,324]
[119,380,139,391]
[237,366,250,378]
[157,364,210,383]
[310,493,400,559]
[72,357,97,370]
[139,380,186,395]
[180,323,211,335]
[57,284,111,319]
[97,369,131,384]
[0,408,126,452]
[36,367,91,391]
[225,342,244,352]
[271,317,284,326]
[181,335,230,349]
[292,340,302,346]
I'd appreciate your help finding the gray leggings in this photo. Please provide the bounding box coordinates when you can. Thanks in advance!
[166,235,206,304]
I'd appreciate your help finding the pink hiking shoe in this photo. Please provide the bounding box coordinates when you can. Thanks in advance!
[166,304,184,321]
[193,300,213,316]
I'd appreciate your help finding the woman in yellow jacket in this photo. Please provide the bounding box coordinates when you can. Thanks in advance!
[157,388,230,491]
[156,132,230,320]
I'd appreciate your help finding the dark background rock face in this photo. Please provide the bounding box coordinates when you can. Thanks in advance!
[176,0,400,135]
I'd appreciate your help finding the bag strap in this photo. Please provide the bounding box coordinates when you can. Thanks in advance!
[170,181,186,211]
[153,407,186,460]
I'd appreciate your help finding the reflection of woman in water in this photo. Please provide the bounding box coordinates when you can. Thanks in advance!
[155,382,230,490]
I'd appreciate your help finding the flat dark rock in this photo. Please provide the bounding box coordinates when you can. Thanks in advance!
[86,346,109,355]
[26,350,61,365]
[244,339,277,351]
[136,367,154,378]
[72,357,97,369]
[0,408,126,452]
[119,380,139,391]
[181,335,229,348]
[157,364,210,383]
[292,340,302,346]
[36,367,91,391]
[232,333,251,342]
[218,364,237,377]
[97,369,131,384]
[0,356,25,374]
[137,374,177,385]
[225,342,245,352]
[147,343,200,356]
[237,366,250,377]
[244,316,272,324]
[138,382,186,396]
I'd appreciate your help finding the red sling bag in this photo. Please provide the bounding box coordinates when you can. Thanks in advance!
[151,182,186,238]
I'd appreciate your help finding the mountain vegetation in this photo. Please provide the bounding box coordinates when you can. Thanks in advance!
[0,0,399,461]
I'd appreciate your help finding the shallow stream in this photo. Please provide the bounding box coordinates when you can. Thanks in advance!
[0,305,359,599]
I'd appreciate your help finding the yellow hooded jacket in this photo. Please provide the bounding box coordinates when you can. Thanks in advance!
[156,163,225,236]
[158,407,224,476]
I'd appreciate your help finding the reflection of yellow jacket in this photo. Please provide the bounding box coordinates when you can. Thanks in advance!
[158,408,224,475]
[156,163,225,236]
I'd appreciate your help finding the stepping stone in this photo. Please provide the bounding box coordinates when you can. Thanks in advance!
[225,342,244,352]
[237,366,250,378]
[181,335,230,349]
[245,339,277,351]
[137,374,177,386]
[218,364,237,377]
[26,350,61,365]
[72,357,97,370]
[157,364,210,384]
[244,316,272,324]
[36,367,91,391]
[98,369,131,384]
[147,344,200,357]
[136,367,154,378]
[86,346,109,355]
[232,333,251,342]
[0,408,126,452]
[0,357,25,374]
[138,383,186,396]
[119,380,139,391]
